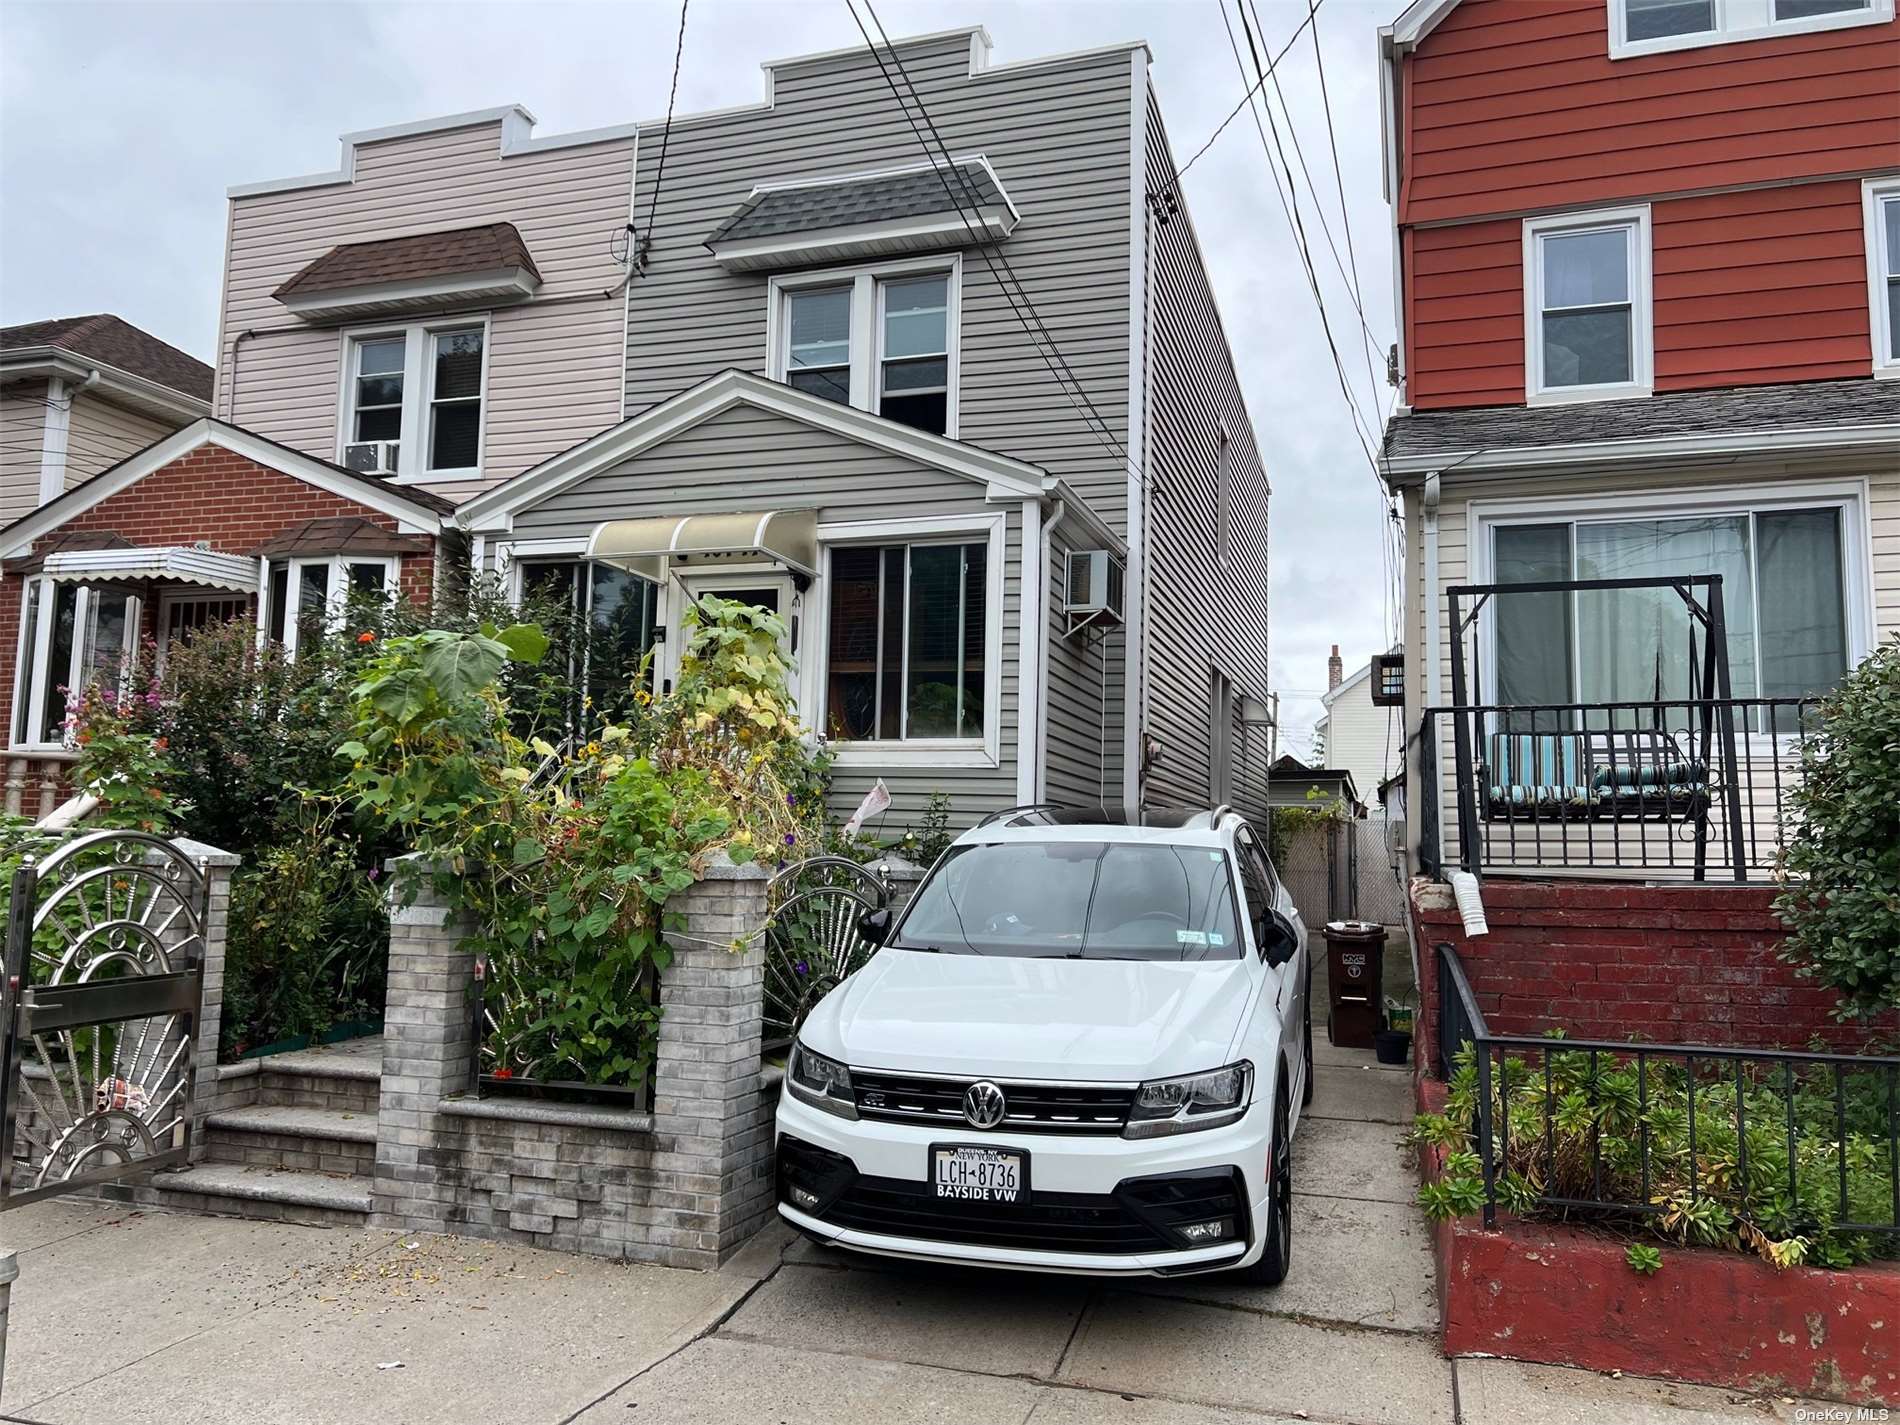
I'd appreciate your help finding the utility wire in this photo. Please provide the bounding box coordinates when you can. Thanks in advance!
[846,0,1132,469]
[637,0,692,277]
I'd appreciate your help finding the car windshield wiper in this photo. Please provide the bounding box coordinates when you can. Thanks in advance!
[891,940,946,953]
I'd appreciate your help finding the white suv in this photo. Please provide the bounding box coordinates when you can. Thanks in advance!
[775,806,1311,1282]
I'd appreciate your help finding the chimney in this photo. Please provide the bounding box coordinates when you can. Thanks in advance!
[1327,645,1342,691]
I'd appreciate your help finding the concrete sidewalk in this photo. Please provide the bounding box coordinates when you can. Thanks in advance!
[0,1040,1816,1424]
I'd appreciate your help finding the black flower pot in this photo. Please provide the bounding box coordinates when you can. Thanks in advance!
[1374,1028,1411,1066]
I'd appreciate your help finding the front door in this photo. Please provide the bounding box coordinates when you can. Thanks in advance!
[664,571,798,692]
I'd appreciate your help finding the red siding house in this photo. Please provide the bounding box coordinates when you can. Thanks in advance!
[0,420,450,816]
[1378,0,1900,1049]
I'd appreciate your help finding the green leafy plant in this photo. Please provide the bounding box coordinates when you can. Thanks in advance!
[902,791,954,867]
[1775,636,1900,1018]
[1625,1243,1663,1276]
[1415,1044,1898,1270]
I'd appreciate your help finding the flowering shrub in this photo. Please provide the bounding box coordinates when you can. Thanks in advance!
[341,598,830,1087]
[66,681,181,833]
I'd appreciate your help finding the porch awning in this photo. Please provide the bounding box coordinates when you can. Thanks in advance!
[585,510,818,582]
[38,545,257,592]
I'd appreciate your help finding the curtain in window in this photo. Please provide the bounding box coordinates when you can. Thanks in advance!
[1756,508,1846,722]
[1494,524,1573,709]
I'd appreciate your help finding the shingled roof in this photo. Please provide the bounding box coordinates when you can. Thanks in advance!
[275,222,542,299]
[707,160,1010,245]
[1382,378,1900,466]
[0,315,213,404]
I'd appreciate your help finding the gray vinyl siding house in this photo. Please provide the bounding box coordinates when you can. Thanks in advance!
[221,25,1273,829]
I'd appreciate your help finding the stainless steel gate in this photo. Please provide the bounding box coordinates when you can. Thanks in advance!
[0,831,207,1208]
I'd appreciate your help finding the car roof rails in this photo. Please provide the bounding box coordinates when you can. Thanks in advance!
[973,802,1126,829]
[1141,804,1236,830]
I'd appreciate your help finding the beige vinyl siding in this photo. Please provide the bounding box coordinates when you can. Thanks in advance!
[499,402,1020,825]
[63,393,176,484]
[1321,672,1400,812]
[623,33,1137,532]
[1403,456,1899,877]
[1137,94,1273,820]
[217,119,634,495]
[0,382,48,525]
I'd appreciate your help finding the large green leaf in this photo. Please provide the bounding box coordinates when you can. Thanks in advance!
[492,623,550,666]
[419,635,507,705]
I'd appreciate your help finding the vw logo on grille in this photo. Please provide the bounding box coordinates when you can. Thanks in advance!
[963,1080,1007,1130]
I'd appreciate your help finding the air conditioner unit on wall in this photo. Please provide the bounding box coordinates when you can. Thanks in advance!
[343,440,400,476]
[1064,549,1125,633]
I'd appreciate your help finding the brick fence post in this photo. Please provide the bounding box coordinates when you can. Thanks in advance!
[160,838,241,1155]
[649,850,772,1269]
[369,855,478,1234]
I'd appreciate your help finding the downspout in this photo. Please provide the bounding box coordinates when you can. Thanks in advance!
[1036,497,1070,801]
[1419,469,1443,888]
[225,329,256,422]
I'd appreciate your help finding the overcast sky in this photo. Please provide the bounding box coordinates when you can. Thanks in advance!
[0,0,1404,762]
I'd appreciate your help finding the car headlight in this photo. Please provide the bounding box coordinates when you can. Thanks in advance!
[787,1043,858,1120]
[1123,1061,1254,1139]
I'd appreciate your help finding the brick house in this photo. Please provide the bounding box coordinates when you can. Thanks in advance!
[1376,0,1900,1049]
[0,419,450,816]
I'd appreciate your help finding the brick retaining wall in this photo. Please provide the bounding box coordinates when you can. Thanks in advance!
[1410,877,1896,1055]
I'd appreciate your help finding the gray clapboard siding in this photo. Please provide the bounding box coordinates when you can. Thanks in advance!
[0,384,47,525]
[63,393,175,484]
[218,118,635,492]
[1138,95,1273,820]
[500,402,1020,826]
[624,32,1138,533]
[1042,519,1117,809]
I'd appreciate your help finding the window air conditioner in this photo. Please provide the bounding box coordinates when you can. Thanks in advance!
[1064,549,1125,630]
[343,441,400,476]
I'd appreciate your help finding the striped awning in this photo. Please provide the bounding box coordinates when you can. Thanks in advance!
[584,510,818,582]
[38,545,257,592]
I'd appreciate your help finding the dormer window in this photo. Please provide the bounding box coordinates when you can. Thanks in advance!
[1524,207,1652,405]
[1609,0,1890,57]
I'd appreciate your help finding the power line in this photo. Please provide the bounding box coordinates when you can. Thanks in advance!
[636,0,691,277]
[845,0,1132,470]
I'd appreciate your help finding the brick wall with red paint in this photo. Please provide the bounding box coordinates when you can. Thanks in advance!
[2,443,435,806]
[1409,878,1897,1055]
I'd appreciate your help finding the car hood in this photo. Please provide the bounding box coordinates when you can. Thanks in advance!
[804,948,1257,1082]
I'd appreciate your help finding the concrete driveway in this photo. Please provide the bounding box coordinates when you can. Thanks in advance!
[0,1040,1808,1425]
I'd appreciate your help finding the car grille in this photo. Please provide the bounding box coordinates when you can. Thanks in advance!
[851,1070,1136,1136]
[778,1137,1250,1259]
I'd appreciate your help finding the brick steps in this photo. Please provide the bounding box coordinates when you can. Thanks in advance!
[204,1104,377,1177]
[142,1162,372,1227]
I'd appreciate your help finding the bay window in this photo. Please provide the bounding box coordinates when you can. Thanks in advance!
[340,319,487,479]
[1525,208,1651,403]
[263,556,394,657]
[772,259,959,436]
[1491,500,1857,731]
[825,539,986,742]
[11,578,139,749]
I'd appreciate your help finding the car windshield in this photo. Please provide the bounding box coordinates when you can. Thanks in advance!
[892,839,1244,961]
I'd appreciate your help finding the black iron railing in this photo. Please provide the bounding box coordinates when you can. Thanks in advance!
[1422,694,1815,882]
[1433,944,1900,1245]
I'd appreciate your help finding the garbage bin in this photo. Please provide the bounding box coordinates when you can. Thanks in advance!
[1323,920,1387,1050]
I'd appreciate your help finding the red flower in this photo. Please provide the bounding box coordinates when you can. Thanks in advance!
[153,737,168,751]
[491,1067,514,1080]
[356,631,376,644]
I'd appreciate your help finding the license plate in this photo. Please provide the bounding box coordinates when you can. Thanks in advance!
[932,1145,1028,1204]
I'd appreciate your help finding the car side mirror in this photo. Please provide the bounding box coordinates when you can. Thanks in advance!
[1257,911,1299,968]
[856,907,892,947]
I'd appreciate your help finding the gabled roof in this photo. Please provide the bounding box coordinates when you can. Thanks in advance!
[0,418,451,558]
[0,314,213,405]
[457,367,1051,533]
[275,222,541,300]
[1381,377,1900,479]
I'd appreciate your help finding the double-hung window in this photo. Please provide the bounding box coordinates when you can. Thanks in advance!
[772,260,959,436]
[11,579,139,749]
[341,320,487,479]
[263,556,394,657]
[825,539,987,743]
[1866,178,1900,378]
[1524,208,1651,404]
[1610,0,1889,55]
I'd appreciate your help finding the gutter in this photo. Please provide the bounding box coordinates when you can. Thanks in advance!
[1034,496,1071,801]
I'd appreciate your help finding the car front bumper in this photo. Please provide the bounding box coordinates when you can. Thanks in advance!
[774,1081,1277,1278]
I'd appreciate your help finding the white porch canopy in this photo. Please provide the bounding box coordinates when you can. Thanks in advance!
[39,545,257,592]
[584,509,818,583]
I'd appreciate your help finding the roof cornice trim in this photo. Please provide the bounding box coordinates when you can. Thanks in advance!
[457,369,1048,532]
[1381,421,1900,481]
[0,348,210,422]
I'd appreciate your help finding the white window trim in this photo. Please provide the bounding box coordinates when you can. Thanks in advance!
[809,511,1004,769]
[1608,0,1893,60]
[155,589,249,671]
[1523,205,1653,407]
[262,554,398,657]
[9,576,142,752]
[766,255,963,438]
[334,315,491,485]
[1467,479,1875,742]
[1864,175,1900,380]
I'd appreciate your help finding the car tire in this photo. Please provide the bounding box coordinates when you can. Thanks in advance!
[1301,971,1315,1108]
[1236,1084,1293,1287]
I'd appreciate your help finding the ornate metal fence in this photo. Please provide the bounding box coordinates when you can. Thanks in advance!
[0,831,208,1208]
[762,857,893,1053]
